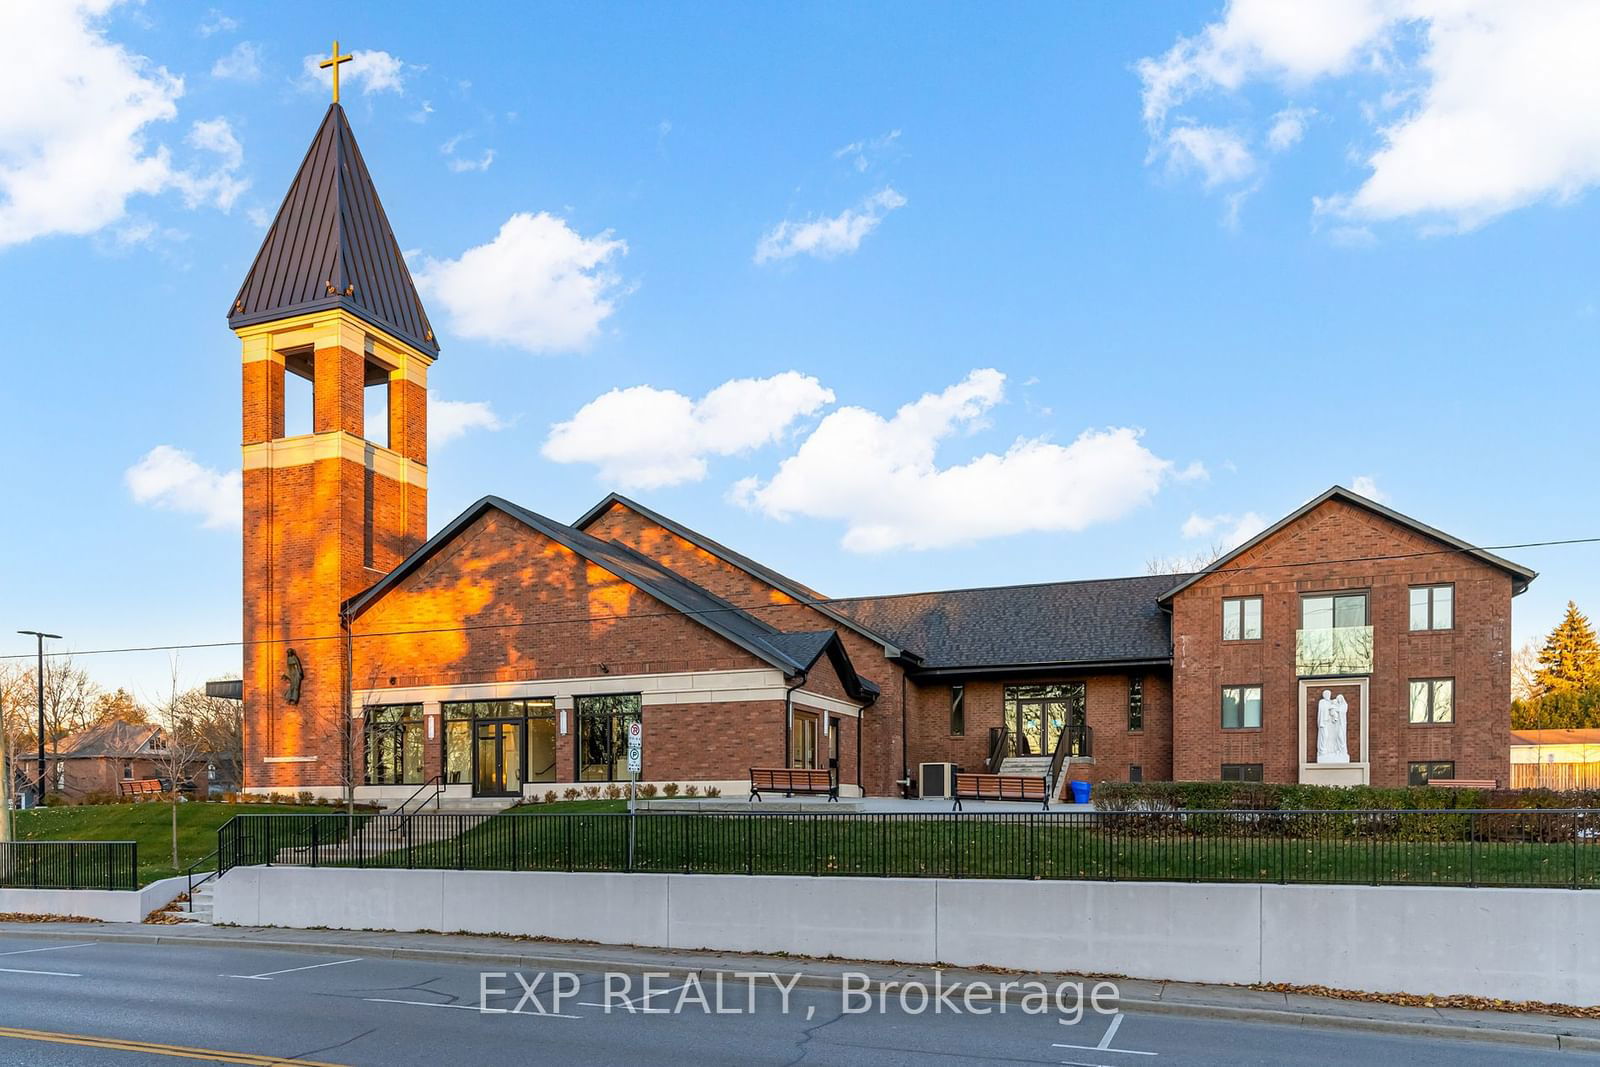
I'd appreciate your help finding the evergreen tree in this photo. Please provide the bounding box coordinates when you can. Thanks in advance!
[1533,601,1600,695]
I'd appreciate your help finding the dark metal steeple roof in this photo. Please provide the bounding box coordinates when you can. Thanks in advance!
[228,103,439,356]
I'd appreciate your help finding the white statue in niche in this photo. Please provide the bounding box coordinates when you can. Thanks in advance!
[1316,690,1351,764]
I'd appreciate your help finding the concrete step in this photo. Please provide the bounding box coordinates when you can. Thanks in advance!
[998,757,1053,776]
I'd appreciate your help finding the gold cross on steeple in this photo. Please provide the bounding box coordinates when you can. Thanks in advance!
[319,40,354,104]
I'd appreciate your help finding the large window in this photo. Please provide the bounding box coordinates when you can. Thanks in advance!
[1409,760,1455,786]
[1003,684,1085,757]
[1221,763,1264,782]
[364,704,424,785]
[442,699,556,787]
[1222,597,1263,641]
[1221,685,1262,729]
[577,694,642,781]
[1408,679,1455,724]
[1409,585,1454,631]
[949,686,965,736]
[1302,592,1368,629]
[1127,676,1144,732]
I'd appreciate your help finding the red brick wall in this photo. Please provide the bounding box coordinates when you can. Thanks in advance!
[1169,498,1514,786]
[903,672,1174,786]
[242,336,428,792]
[351,509,773,688]
[585,502,906,795]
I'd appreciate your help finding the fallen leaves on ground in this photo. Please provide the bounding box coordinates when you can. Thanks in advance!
[0,912,100,924]
[1254,981,1600,1019]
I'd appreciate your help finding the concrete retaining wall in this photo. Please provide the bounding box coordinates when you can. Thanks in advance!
[213,868,1600,1004]
[0,875,190,923]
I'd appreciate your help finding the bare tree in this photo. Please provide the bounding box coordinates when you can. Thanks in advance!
[1511,639,1542,706]
[147,659,211,871]
[1145,541,1228,576]
[180,681,244,795]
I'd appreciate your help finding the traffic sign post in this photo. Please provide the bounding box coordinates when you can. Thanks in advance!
[626,720,643,870]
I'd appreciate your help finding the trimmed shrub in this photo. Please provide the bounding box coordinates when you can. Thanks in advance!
[662,783,680,797]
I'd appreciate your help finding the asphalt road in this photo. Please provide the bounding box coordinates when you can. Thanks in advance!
[0,936,1581,1066]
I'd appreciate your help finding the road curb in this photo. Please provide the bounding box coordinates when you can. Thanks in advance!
[1,926,1594,1051]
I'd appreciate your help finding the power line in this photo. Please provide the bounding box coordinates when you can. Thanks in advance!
[2,533,1595,663]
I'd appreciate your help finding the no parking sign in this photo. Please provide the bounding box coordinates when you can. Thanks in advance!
[626,720,642,774]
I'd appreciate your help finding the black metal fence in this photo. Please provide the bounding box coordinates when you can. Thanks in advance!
[0,841,138,891]
[216,809,1600,889]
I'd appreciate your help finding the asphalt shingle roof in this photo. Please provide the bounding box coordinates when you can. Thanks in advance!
[57,721,161,759]
[827,573,1187,670]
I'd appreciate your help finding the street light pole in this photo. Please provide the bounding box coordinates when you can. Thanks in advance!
[16,631,60,805]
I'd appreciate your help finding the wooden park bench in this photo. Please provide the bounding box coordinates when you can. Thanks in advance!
[951,772,1050,811]
[120,778,165,800]
[1427,779,1497,790]
[749,767,838,801]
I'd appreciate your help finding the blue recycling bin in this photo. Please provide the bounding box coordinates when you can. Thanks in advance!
[1069,780,1091,805]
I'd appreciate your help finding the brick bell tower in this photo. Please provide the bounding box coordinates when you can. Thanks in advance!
[229,97,438,793]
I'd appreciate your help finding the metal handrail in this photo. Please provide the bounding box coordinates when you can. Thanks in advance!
[985,727,1010,774]
[185,845,222,913]
[392,774,444,835]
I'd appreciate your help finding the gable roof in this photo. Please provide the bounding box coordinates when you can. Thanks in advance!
[828,573,1183,674]
[573,493,918,663]
[1158,486,1538,602]
[228,103,438,356]
[345,496,876,701]
[57,721,161,759]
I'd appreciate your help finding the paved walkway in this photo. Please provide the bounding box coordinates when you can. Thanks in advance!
[0,920,1593,1052]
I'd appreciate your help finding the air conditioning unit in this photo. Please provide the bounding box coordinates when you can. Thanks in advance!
[919,762,956,799]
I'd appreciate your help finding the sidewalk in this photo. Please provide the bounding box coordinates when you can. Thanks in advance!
[0,920,1595,1052]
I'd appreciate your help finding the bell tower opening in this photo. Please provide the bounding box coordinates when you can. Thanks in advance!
[284,349,315,438]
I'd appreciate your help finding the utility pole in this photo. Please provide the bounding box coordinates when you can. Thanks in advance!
[17,631,60,806]
[0,688,10,842]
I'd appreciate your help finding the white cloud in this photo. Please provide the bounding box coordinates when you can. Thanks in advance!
[211,40,260,82]
[415,213,628,353]
[544,373,835,490]
[1266,106,1314,151]
[428,391,504,445]
[1140,1,1600,231]
[301,49,406,97]
[197,9,238,37]
[175,117,247,210]
[1350,474,1388,502]
[734,370,1173,552]
[408,100,434,124]
[755,187,906,263]
[1181,511,1269,549]
[0,2,248,248]
[834,129,902,172]
[1161,125,1255,187]
[441,133,494,173]
[125,446,240,530]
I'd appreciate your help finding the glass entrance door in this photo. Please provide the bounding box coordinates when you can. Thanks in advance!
[473,720,523,796]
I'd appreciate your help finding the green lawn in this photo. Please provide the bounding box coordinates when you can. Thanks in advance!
[11,803,334,885]
[294,809,1600,889]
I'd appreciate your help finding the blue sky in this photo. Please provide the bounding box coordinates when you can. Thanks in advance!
[2,1,1597,695]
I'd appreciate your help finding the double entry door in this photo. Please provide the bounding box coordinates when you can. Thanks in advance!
[473,719,523,797]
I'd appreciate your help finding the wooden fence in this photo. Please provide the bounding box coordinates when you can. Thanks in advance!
[1512,763,1600,791]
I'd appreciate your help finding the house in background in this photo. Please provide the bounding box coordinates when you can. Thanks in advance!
[1510,729,1600,790]
[50,722,218,801]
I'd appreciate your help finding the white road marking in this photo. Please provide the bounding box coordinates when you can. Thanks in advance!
[363,997,580,1020]
[0,943,96,957]
[579,979,691,1010]
[1054,1012,1158,1057]
[0,966,80,977]
[223,957,363,980]
[1098,1013,1124,1049]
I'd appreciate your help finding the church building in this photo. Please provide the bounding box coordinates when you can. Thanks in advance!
[233,99,1535,803]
